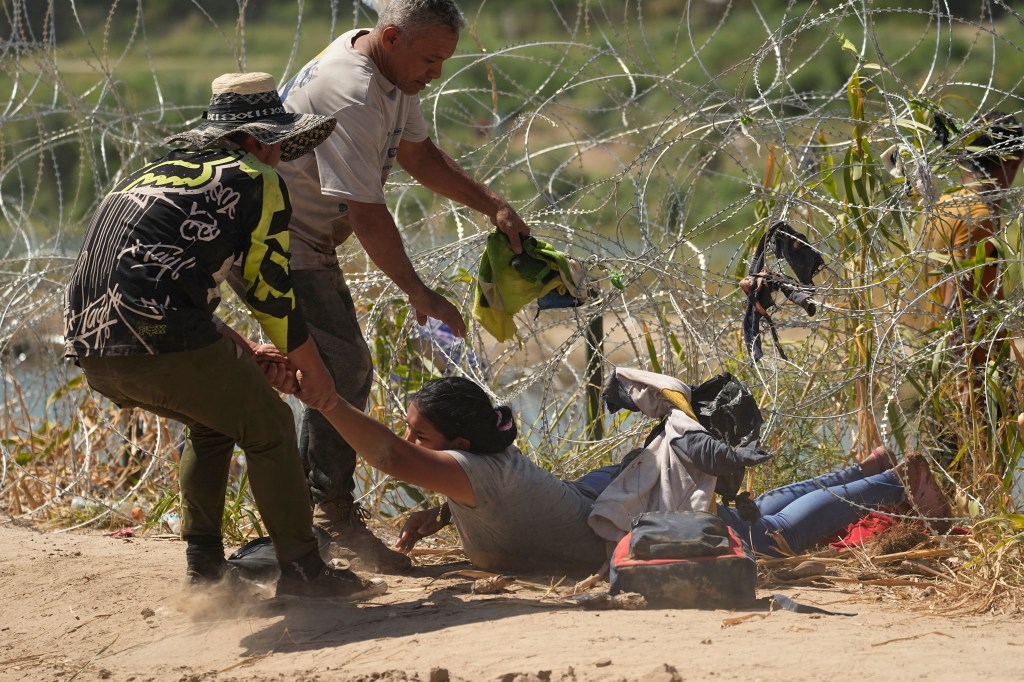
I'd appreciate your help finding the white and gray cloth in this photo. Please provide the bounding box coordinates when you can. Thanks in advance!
[587,367,717,544]
[276,28,429,270]
[445,446,608,576]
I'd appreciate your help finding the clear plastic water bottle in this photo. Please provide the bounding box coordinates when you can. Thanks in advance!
[161,511,181,535]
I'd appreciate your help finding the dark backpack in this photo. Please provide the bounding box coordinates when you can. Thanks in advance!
[609,511,756,609]
[689,372,763,448]
[226,526,331,580]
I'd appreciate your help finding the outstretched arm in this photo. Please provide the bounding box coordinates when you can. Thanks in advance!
[347,199,467,337]
[397,137,530,254]
[212,319,328,401]
[317,397,475,506]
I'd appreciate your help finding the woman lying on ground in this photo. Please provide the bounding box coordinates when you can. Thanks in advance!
[717,446,951,556]
[318,377,951,576]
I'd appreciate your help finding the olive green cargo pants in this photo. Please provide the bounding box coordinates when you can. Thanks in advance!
[78,337,315,563]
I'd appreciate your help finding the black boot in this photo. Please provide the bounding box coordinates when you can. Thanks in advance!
[277,547,387,600]
[185,535,228,585]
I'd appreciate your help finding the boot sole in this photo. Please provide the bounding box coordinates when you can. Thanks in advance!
[274,577,388,603]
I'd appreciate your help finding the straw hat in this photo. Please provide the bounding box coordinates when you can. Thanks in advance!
[164,72,336,162]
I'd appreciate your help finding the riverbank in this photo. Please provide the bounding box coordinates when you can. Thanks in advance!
[1,523,1021,682]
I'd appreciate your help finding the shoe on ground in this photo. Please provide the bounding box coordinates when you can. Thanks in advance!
[314,498,412,574]
[860,445,898,477]
[899,453,952,534]
[185,536,232,585]
[276,564,387,601]
[186,562,233,586]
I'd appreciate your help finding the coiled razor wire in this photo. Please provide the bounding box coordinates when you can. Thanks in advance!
[2,1,1023,535]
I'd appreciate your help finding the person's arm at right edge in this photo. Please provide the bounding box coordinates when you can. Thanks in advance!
[346,199,467,337]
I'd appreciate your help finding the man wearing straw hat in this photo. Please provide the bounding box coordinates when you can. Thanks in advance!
[64,72,385,600]
[276,0,530,572]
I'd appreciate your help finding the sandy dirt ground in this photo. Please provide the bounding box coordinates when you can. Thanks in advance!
[1,522,1022,682]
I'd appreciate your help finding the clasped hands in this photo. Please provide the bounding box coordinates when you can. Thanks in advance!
[250,344,299,393]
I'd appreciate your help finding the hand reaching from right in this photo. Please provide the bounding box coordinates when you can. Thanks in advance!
[286,338,338,410]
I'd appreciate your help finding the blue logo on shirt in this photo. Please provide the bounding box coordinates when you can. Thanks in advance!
[280,62,319,100]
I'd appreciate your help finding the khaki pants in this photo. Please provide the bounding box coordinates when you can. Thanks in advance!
[78,337,315,563]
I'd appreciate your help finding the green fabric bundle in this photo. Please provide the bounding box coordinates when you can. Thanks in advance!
[473,231,585,342]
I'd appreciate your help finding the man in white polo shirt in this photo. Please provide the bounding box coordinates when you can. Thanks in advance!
[277,0,529,572]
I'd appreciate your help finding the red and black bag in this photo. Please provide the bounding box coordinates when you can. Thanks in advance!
[608,510,756,608]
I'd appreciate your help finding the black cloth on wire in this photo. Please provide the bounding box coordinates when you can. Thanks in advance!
[742,221,825,361]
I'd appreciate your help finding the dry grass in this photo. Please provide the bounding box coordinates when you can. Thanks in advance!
[759,520,1024,615]
[3,353,1023,615]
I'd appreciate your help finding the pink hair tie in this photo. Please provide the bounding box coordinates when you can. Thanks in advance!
[495,408,514,432]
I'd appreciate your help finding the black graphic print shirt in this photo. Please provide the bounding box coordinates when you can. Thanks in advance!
[64,148,309,357]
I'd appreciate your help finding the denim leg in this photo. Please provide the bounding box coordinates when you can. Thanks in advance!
[754,464,868,516]
[571,448,644,498]
[572,464,622,498]
[748,470,905,555]
[291,269,374,504]
[716,505,751,548]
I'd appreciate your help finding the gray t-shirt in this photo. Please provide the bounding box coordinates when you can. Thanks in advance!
[277,29,429,270]
[446,446,609,576]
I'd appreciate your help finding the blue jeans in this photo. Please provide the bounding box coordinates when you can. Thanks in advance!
[573,448,643,498]
[573,464,621,499]
[716,465,905,556]
[291,269,374,503]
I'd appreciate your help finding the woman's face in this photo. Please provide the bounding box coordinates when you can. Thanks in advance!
[404,403,460,450]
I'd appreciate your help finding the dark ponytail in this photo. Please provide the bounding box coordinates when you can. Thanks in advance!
[411,377,518,454]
